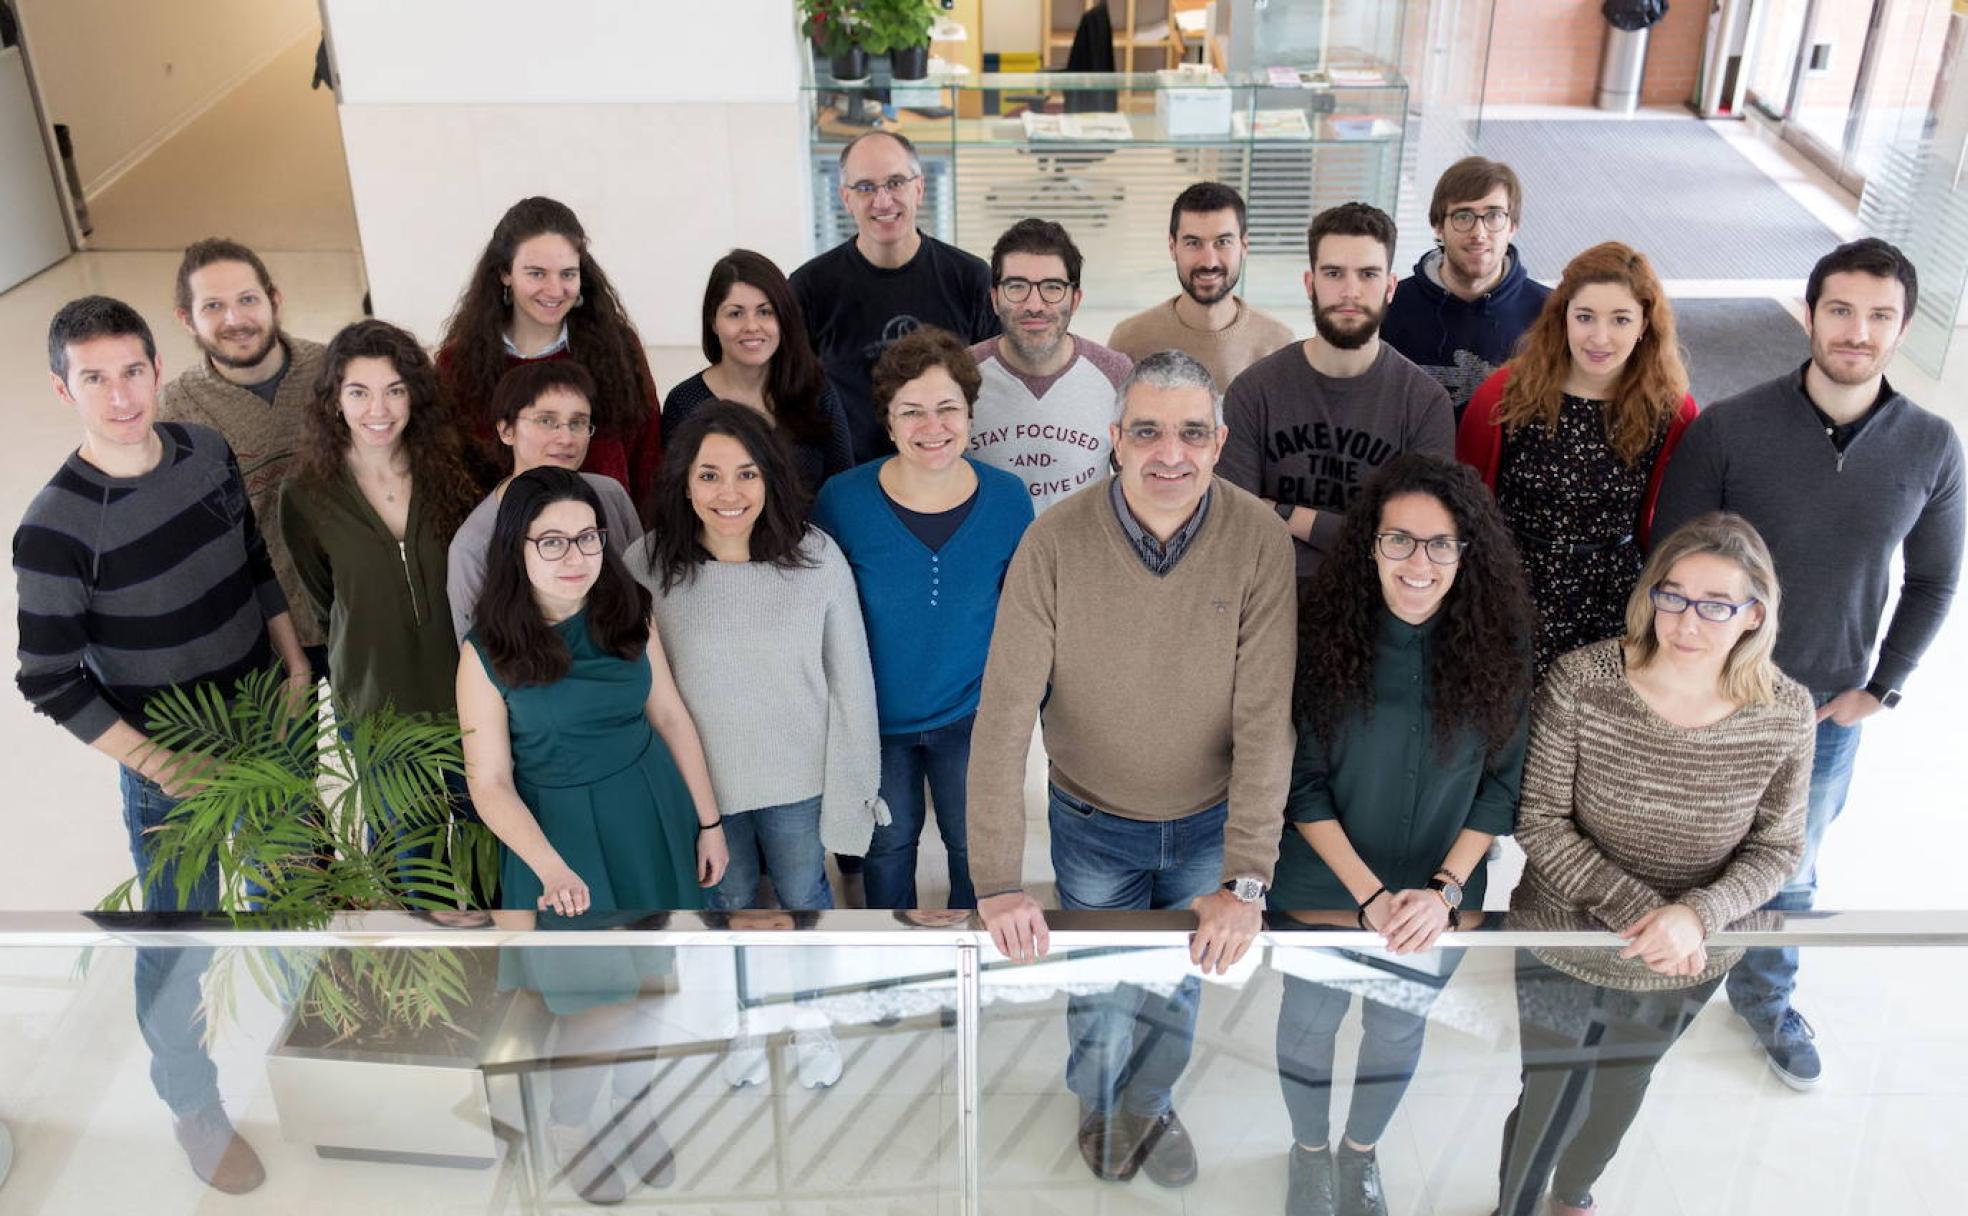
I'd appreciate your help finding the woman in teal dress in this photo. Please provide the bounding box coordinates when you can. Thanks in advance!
[457,466,727,1205]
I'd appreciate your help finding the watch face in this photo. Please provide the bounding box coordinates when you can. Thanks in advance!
[1438,880,1463,907]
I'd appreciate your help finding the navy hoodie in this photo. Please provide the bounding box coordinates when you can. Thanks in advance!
[1382,245,1549,418]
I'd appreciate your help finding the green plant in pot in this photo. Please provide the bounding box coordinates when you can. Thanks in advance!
[800,0,869,83]
[860,0,936,80]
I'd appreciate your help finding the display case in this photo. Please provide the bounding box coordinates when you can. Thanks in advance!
[802,63,1409,311]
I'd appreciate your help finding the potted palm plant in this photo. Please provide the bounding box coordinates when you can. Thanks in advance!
[860,0,936,81]
[104,667,513,1167]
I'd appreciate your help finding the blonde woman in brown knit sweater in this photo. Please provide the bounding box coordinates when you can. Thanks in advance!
[1496,513,1813,1216]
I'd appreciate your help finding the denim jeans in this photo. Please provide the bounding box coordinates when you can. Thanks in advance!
[1274,950,1464,1148]
[1725,704,1863,1025]
[709,796,836,911]
[865,714,976,910]
[120,766,222,1117]
[1050,784,1225,1117]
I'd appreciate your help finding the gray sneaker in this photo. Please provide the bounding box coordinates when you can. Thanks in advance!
[1754,1007,1822,1090]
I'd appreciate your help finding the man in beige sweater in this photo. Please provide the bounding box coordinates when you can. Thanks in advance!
[1106,182,1296,391]
[967,350,1296,1188]
[160,238,328,669]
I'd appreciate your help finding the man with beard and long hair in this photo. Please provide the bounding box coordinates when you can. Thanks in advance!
[1108,182,1296,391]
[1656,238,1964,1092]
[968,218,1131,512]
[161,238,329,674]
[1219,203,1453,589]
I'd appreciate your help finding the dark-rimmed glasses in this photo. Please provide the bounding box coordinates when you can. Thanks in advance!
[1375,531,1467,565]
[526,529,607,561]
[1650,587,1756,622]
[1446,207,1512,233]
[997,278,1075,304]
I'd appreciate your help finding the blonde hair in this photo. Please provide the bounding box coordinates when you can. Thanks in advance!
[1624,512,1782,706]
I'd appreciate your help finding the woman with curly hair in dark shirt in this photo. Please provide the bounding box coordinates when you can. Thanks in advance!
[1270,452,1535,1216]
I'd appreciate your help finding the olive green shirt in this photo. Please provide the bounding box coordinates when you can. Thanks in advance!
[1271,609,1527,911]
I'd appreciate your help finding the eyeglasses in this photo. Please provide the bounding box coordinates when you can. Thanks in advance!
[1120,422,1217,448]
[1446,207,1513,234]
[846,173,920,198]
[892,403,968,425]
[526,528,607,561]
[1375,531,1468,565]
[1650,587,1756,623]
[998,277,1075,304]
[518,414,596,438]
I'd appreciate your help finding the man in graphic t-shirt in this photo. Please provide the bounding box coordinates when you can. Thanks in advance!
[969,218,1132,512]
[792,131,1000,463]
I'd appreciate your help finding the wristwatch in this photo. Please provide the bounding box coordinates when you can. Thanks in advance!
[1864,681,1901,709]
[1222,876,1266,903]
[1428,873,1464,930]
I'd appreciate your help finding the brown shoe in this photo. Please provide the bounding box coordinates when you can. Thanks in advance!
[172,1104,265,1195]
[1077,1104,1142,1182]
[1126,1109,1198,1189]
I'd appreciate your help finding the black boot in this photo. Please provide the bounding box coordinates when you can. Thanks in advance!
[1286,1143,1337,1216]
[1335,1143,1388,1216]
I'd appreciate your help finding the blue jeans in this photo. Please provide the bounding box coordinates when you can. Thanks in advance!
[1049,784,1225,1117]
[1725,706,1863,1025]
[865,714,976,910]
[709,796,836,911]
[120,767,222,1117]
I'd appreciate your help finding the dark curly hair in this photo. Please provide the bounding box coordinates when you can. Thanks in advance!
[1294,453,1534,759]
[436,197,656,451]
[296,319,478,545]
[869,325,980,425]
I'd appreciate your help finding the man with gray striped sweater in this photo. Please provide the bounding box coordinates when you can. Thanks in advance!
[1655,238,1965,1090]
[13,297,311,1194]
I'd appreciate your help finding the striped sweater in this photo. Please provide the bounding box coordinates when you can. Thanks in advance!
[13,423,285,744]
[1507,639,1813,990]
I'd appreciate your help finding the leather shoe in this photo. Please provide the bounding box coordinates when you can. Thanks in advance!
[1128,1109,1198,1188]
[1335,1143,1388,1216]
[1076,1105,1142,1182]
[1287,1143,1337,1216]
[172,1103,265,1195]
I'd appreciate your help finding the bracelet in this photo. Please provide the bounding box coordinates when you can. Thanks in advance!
[1355,886,1388,929]
[697,816,725,833]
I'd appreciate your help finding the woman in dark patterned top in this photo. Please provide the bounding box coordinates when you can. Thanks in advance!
[1457,242,1697,676]
[1496,512,1813,1216]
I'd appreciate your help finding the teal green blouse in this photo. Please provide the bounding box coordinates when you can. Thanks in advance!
[1270,609,1528,912]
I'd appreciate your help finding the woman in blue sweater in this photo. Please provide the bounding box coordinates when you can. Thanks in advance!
[813,327,1034,909]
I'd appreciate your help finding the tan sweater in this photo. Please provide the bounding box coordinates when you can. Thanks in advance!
[1106,297,1296,396]
[160,334,327,647]
[1507,639,1814,990]
[965,476,1297,895]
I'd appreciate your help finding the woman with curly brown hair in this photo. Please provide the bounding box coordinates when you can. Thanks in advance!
[437,196,663,504]
[1270,453,1535,1216]
[280,319,479,724]
[1458,241,1697,675]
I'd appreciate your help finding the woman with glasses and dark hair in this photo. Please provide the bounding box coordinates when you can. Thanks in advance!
[1457,241,1697,676]
[1270,453,1534,1216]
[457,466,726,1204]
[446,360,644,643]
[812,327,1034,910]
[436,196,664,502]
[662,249,853,496]
[1496,512,1812,1216]
[280,319,478,727]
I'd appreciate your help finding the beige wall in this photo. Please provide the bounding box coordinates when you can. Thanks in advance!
[14,0,318,195]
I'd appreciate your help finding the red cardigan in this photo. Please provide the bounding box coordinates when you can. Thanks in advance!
[1456,365,1698,548]
[436,342,664,515]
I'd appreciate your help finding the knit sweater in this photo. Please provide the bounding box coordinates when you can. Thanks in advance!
[968,336,1131,512]
[279,468,459,720]
[1653,365,1964,697]
[811,458,1034,734]
[965,476,1297,895]
[1508,640,1813,990]
[14,423,283,744]
[1106,296,1296,396]
[159,334,327,647]
[659,371,855,498]
[630,529,885,855]
[447,474,643,644]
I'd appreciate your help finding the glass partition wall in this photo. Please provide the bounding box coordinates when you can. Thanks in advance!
[1,912,1963,1213]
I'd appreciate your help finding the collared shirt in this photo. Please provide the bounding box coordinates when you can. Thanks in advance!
[1108,475,1211,576]
[1800,360,1892,452]
[503,323,571,358]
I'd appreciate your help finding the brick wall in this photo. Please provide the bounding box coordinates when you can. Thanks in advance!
[1481,0,1707,108]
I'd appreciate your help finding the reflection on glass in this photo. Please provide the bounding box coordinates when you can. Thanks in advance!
[1745,0,1813,121]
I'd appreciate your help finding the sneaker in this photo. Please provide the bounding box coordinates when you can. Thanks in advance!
[610,1095,675,1189]
[550,1119,627,1206]
[1335,1143,1388,1216]
[1547,1194,1597,1215]
[1286,1143,1336,1216]
[1754,1007,1823,1090]
[171,1103,265,1195]
[794,1025,843,1088]
[720,1033,769,1088]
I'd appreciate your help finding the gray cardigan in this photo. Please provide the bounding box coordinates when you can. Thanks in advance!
[630,528,886,855]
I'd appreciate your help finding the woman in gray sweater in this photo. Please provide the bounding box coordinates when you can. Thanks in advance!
[1497,512,1813,1216]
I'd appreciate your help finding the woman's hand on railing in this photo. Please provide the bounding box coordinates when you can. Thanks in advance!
[1380,889,1452,955]
[1617,904,1707,975]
